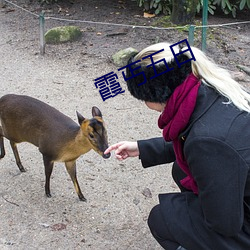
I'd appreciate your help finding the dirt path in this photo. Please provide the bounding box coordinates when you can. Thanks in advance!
[0,3,176,250]
[0,1,249,249]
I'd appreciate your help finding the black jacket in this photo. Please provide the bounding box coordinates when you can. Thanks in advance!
[138,84,250,249]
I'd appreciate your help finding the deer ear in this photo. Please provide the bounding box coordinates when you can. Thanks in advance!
[76,111,85,125]
[92,106,102,118]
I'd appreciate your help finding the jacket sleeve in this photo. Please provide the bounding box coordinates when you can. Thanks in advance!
[137,137,176,168]
[185,136,249,237]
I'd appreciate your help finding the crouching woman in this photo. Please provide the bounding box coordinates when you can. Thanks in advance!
[105,42,250,249]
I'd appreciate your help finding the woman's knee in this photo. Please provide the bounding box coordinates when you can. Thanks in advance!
[148,205,179,249]
[148,204,161,233]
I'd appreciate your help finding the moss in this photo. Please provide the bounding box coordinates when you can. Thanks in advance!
[152,16,201,32]
[152,16,172,28]
[45,26,82,44]
[207,29,216,41]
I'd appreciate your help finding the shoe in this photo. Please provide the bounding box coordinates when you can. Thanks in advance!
[176,246,187,250]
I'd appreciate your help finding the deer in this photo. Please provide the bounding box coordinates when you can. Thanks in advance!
[0,94,110,201]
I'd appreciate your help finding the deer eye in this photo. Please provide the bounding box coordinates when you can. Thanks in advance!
[89,133,94,139]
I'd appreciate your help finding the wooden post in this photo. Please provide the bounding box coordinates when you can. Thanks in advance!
[39,11,45,55]
[202,0,208,51]
[188,25,195,46]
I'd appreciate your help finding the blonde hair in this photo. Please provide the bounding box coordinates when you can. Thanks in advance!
[134,42,250,113]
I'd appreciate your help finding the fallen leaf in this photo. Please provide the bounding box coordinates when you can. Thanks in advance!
[143,12,155,18]
[51,223,67,231]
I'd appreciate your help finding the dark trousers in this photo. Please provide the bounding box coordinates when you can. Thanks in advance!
[148,162,188,250]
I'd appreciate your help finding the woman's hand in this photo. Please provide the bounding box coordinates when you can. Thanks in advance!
[104,141,139,160]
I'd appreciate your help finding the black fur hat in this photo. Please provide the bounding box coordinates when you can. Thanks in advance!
[125,54,192,103]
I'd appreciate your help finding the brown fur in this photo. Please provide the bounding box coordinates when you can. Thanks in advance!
[0,94,110,201]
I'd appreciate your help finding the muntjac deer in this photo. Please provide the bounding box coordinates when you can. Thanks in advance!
[0,94,110,201]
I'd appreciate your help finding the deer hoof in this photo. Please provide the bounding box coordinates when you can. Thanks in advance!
[46,193,52,198]
[79,196,87,202]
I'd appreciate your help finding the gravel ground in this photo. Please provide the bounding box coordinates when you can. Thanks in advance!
[0,1,249,249]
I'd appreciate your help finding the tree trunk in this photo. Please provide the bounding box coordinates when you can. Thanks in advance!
[171,0,198,25]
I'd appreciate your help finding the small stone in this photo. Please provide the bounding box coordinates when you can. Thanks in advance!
[133,197,140,205]
[112,47,138,67]
[231,71,247,82]
[0,0,6,8]
[45,26,82,44]
[142,188,152,198]
[39,223,50,228]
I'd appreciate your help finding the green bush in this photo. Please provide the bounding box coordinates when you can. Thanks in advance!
[135,0,172,15]
[135,0,250,18]
[212,0,250,17]
[197,0,250,18]
[196,0,216,15]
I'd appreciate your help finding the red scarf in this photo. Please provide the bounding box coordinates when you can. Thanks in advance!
[158,73,200,194]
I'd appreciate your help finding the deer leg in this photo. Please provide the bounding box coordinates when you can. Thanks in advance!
[0,127,5,159]
[43,155,54,198]
[65,161,86,202]
[10,141,26,172]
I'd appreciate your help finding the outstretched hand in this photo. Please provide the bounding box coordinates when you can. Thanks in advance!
[104,141,139,160]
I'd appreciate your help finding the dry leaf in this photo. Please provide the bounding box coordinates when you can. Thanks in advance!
[51,223,67,231]
[143,12,155,18]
